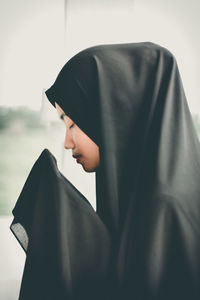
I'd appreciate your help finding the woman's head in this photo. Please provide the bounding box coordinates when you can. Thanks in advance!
[46,42,197,234]
[55,102,100,173]
[45,42,173,230]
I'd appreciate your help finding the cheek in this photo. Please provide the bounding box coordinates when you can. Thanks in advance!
[84,141,99,163]
[72,127,99,164]
[73,129,88,150]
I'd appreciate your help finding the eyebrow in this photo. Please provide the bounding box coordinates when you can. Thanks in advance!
[59,113,66,120]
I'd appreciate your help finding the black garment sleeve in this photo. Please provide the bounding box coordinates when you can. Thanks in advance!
[10,149,111,300]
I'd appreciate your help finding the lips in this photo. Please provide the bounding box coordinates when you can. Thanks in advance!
[73,154,82,159]
[73,154,82,164]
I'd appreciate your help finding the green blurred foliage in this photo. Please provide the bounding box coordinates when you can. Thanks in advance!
[0,129,51,215]
[0,106,44,130]
[0,106,54,215]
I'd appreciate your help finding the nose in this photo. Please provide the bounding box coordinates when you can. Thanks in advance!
[64,129,75,149]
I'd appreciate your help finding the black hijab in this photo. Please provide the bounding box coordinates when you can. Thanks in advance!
[11,42,200,299]
[45,42,200,299]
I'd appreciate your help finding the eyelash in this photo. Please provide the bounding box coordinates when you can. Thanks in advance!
[69,124,74,129]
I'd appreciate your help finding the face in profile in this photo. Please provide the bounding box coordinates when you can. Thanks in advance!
[55,102,100,172]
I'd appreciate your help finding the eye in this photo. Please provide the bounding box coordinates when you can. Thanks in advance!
[60,113,66,121]
[69,123,74,129]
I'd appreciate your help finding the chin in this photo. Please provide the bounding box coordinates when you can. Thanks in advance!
[82,166,95,173]
[82,164,99,173]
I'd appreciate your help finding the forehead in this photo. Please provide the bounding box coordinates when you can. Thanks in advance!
[55,102,73,123]
[55,102,64,114]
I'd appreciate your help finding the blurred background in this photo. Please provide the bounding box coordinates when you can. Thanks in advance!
[0,0,200,298]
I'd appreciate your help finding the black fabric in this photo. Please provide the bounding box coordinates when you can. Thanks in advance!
[11,42,200,299]
[10,149,111,300]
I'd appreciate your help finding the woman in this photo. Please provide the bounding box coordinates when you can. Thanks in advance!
[11,42,200,299]
[46,42,200,299]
